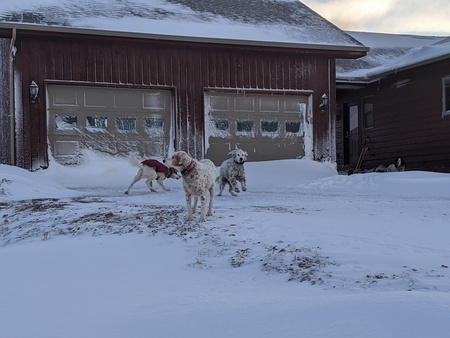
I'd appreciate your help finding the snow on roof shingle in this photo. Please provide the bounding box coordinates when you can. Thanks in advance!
[337,31,450,82]
[0,0,367,52]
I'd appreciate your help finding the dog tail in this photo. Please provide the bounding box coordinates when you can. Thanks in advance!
[128,152,143,168]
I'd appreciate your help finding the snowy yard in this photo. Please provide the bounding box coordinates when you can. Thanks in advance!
[1,152,450,338]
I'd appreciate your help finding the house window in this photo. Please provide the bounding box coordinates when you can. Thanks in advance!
[349,105,358,134]
[444,76,450,116]
[362,97,374,129]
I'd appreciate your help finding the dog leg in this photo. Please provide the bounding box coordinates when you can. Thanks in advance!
[145,179,157,192]
[124,170,143,194]
[186,193,194,221]
[144,171,158,192]
[156,174,170,191]
[199,194,207,222]
[217,177,226,196]
[227,177,238,196]
[192,196,198,215]
[207,186,214,217]
[240,177,247,192]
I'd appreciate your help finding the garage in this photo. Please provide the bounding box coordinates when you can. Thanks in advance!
[47,85,173,165]
[205,91,312,164]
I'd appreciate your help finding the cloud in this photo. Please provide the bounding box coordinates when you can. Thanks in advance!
[302,0,450,35]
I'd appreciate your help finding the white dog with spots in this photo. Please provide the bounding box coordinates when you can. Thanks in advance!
[170,151,216,222]
[217,148,248,197]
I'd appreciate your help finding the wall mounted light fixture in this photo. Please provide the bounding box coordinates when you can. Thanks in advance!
[29,81,39,104]
[319,93,328,113]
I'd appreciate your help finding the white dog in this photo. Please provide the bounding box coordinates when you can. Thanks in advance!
[124,153,180,194]
[375,157,405,173]
[170,151,216,222]
[217,148,248,197]
[387,157,405,172]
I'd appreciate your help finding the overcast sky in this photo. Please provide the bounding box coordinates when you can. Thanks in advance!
[301,0,450,36]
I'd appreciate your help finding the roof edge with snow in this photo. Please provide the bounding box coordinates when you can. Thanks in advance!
[0,22,369,56]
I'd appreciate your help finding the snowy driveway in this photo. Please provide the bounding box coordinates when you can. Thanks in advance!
[1,157,450,337]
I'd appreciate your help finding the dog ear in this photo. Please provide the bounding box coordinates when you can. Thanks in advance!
[179,151,190,166]
[227,150,236,158]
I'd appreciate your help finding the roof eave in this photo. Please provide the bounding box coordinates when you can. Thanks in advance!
[337,53,450,85]
[0,22,369,56]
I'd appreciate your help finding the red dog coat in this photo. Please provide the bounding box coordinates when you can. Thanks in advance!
[141,159,169,175]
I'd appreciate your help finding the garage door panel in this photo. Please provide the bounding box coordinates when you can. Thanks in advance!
[206,139,235,159]
[84,90,109,108]
[51,88,78,106]
[143,93,168,110]
[116,141,140,154]
[144,141,166,158]
[114,92,140,109]
[209,96,230,111]
[234,97,256,112]
[259,97,280,112]
[54,140,80,156]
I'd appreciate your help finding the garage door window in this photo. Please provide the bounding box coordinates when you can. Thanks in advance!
[286,121,301,133]
[55,115,78,131]
[214,120,229,131]
[208,119,231,137]
[236,121,254,135]
[86,116,107,130]
[145,117,164,136]
[261,120,278,132]
[117,117,137,131]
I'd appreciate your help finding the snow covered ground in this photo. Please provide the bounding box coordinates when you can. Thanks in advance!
[1,151,450,338]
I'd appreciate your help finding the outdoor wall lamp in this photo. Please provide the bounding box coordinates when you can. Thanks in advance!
[29,81,39,104]
[319,93,328,113]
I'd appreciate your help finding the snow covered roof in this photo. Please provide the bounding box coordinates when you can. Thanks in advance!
[0,0,367,54]
[337,31,450,83]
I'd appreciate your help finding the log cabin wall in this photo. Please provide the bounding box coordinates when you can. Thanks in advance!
[10,31,333,169]
[336,58,450,173]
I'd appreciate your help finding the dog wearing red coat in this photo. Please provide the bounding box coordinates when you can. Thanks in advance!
[124,153,180,194]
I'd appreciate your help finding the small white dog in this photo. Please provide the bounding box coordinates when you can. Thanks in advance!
[375,157,405,173]
[170,151,216,222]
[387,157,405,172]
[124,153,180,194]
[217,148,248,197]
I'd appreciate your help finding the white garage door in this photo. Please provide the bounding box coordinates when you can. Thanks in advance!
[205,91,312,165]
[47,85,173,165]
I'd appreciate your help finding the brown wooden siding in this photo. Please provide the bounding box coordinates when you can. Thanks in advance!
[337,58,450,173]
[10,31,334,169]
[0,38,11,165]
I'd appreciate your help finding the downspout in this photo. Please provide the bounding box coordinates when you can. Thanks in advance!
[9,27,16,165]
[327,57,334,163]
